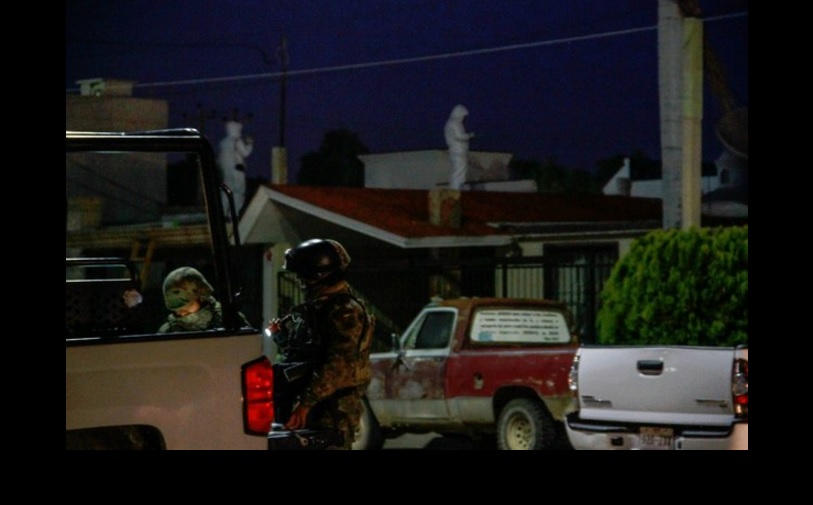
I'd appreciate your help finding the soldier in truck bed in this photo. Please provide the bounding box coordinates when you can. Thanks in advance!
[158,266,249,333]
[272,238,374,450]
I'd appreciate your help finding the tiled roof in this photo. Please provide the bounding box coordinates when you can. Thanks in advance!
[269,184,662,238]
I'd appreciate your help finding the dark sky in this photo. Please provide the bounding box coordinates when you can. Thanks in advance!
[65,0,748,182]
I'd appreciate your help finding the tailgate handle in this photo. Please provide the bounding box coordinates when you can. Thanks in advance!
[637,360,664,375]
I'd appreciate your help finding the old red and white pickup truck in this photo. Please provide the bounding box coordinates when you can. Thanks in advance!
[354,297,579,450]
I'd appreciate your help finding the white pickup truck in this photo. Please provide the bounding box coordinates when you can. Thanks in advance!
[564,345,748,450]
[66,130,269,450]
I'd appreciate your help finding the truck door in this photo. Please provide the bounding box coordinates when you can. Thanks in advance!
[387,308,456,422]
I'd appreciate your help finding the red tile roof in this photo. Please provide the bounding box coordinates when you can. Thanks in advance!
[269,184,662,239]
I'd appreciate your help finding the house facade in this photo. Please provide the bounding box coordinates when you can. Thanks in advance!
[239,181,662,343]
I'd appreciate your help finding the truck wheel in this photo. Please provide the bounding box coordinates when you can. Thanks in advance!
[352,397,384,450]
[496,398,556,450]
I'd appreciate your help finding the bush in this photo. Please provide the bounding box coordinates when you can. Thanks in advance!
[596,226,748,346]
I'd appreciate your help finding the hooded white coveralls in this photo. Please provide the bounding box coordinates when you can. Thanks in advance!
[444,105,474,190]
[218,120,253,214]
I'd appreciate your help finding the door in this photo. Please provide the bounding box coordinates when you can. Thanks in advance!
[378,308,456,424]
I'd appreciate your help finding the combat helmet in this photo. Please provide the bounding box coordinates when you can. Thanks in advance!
[162,266,214,311]
[283,238,351,286]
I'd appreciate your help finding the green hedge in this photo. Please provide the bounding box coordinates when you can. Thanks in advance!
[596,226,748,346]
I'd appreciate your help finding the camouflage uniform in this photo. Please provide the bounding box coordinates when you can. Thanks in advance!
[294,280,373,450]
[158,295,223,333]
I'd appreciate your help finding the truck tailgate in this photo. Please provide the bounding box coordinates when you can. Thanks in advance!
[66,333,267,450]
[576,346,735,426]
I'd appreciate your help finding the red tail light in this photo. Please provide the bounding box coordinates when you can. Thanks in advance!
[241,356,274,436]
[732,357,748,419]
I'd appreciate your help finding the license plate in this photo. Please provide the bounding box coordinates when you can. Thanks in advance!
[640,427,674,450]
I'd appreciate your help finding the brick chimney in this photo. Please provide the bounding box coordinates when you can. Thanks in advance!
[429,188,461,228]
[271,147,288,184]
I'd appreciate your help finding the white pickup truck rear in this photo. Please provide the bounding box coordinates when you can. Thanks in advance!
[565,345,748,450]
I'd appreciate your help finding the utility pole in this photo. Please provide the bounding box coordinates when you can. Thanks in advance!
[182,103,217,137]
[271,34,289,184]
[278,35,288,148]
[658,0,703,230]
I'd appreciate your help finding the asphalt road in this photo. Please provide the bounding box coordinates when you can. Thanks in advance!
[382,432,494,450]
[380,431,574,450]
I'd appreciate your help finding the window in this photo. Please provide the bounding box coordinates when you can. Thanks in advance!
[403,311,455,350]
[471,308,570,344]
[67,149,222,337]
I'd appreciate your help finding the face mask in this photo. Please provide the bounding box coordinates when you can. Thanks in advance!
[170,308,214,331]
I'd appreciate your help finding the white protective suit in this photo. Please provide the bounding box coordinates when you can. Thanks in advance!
[218,120,253,215]
[444,104,474,190]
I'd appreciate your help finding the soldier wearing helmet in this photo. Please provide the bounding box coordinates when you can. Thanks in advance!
[271,238,374,449]
[158,266,248,333]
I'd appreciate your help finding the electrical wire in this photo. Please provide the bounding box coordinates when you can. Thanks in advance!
[65,11,746,93]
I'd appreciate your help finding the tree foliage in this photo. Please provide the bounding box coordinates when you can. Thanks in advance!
[297,129,370,186]
[596,226,748,346]
[509,156,601,194]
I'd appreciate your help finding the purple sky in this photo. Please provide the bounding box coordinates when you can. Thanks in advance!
[66,0,748,182]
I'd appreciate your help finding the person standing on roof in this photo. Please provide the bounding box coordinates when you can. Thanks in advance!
[445,104,475,190]
[218,120,254,216]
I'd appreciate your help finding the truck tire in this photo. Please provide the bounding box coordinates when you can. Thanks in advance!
[352,397,384,450]
[496,398,557,450]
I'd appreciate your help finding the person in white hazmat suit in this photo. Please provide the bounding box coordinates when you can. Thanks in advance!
[444,104,475,190]
[218,120,254,215]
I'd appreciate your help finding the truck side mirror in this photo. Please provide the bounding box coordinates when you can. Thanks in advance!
[390,332,400,352]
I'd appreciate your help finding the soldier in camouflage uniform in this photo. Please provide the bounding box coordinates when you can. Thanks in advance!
[276,239,374,450]
[158,266,249,333]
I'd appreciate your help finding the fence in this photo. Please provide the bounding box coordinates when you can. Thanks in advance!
[278,252,617,344]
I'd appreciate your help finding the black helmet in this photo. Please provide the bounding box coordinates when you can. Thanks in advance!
[283,238,351,285]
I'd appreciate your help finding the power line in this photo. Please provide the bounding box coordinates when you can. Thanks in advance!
[65,11,746,93]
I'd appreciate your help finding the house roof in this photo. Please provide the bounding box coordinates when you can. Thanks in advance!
[240,184,663,248]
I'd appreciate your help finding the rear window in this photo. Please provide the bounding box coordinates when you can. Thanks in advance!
[66,148,227,338]
[471,308,570,344]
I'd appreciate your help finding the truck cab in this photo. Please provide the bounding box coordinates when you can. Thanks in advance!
[66,129,267,450]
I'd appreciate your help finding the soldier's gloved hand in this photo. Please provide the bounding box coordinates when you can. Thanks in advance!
[265,317,283,339]
[285,403,310,430]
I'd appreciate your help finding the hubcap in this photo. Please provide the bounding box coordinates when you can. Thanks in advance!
[506,413,534,450]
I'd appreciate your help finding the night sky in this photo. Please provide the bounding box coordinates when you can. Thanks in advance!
[65,0,748,182]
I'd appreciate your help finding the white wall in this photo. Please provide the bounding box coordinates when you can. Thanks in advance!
[361,150,514,190]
